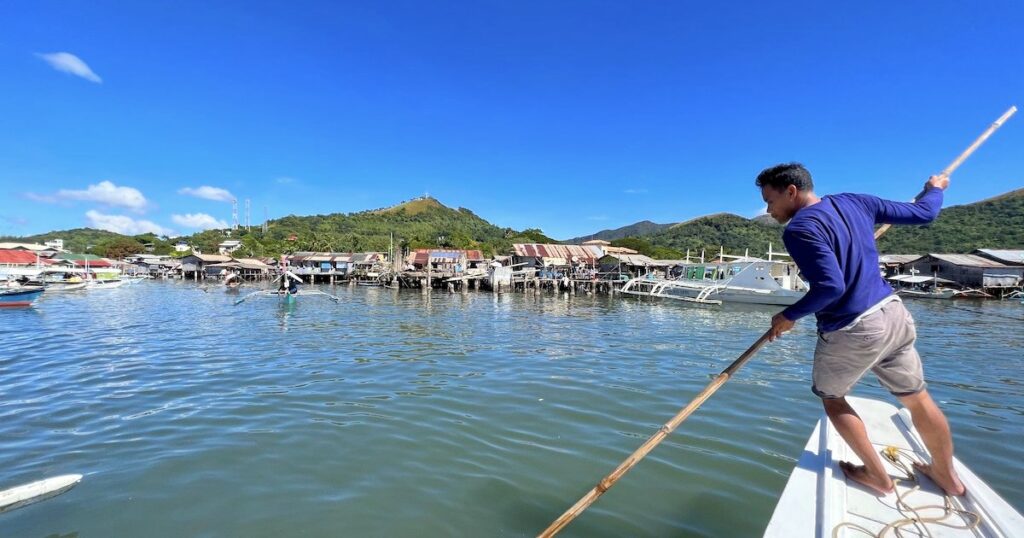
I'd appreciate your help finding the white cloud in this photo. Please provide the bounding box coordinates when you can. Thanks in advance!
[623,188,648,194]
[86,210,173,236]
[24,192,59,204]
[178,186,235,202]
[54,181,148,212]
[36,52,102,83]
[171,213,228,230]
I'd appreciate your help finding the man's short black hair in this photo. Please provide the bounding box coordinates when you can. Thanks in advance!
[755,163,814,192]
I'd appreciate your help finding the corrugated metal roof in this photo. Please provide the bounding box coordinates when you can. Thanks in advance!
[879,254,923,264]
[234,258,269,268]
[351,252,384,264]
[0,242,49,251]
[185,254,233,263]
[926,254,1008,268]
[602,253,662,266]
[974,249,1024,266]
[602,246,639,255]
[513,244,602,261]
[0,249,40,264]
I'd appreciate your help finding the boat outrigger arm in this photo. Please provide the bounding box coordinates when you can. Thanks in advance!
[233,271,342,305]
[620,278,724,306]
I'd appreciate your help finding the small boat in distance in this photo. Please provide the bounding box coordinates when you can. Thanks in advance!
[0,286,45,307]
[898,287,959,299]
[233,271,341,306]
[765,397,1024,537]
[889,273,962,300]
[44,281,88,292]
[86,278,127,290]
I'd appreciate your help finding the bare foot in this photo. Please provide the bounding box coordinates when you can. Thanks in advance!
[839,461,894,495]
[913,461,966,496]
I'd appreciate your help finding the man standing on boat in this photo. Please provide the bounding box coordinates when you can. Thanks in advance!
[757,163,965,497]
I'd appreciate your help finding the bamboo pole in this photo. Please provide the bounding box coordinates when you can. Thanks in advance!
[538,106,1017,538]
[875,106,1017,238]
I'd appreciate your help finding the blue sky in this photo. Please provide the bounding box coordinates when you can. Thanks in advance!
[1,1,1022,240]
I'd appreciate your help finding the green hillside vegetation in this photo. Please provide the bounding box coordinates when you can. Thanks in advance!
[565,220,672,243]
[5,189,1021,260]
[0,228,175,258]
[608,237,685,259]
[587,188,1024,257]
[878,189,1024,253]
[646,213,785,257]
[199,197,548,258]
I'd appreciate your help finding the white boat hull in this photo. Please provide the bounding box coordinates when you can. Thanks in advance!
[45,282,88,292]
[621,279,804,306]
[765,397,1024,537]
[86,279,127,289]
[0,474,81,514]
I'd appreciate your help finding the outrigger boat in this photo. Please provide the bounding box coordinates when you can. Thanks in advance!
[85,278,126,290]
[766,397,1024,537]
[233,271,341,306]
[224,272,243,292]
[621,250,807,306]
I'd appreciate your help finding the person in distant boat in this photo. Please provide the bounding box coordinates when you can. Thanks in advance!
[757,163,965,497]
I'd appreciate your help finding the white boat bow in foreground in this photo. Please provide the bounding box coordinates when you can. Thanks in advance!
[765,397,1023,537]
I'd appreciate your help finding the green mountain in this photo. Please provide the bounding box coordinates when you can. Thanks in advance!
[193,196,536,258]
[0,228,171,256]
[600,188,1024,257]
[564,220,672,243]
[5,189,1021,259]
[877,188,1024,253]
[646,213,784,256]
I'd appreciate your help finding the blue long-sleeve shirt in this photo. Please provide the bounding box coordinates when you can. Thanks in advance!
[781,187,943,332]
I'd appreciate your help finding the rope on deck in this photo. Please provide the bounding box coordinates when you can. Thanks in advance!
[831,446,981,538]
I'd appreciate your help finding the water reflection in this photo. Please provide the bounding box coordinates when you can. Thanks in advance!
[1,282,1022,537]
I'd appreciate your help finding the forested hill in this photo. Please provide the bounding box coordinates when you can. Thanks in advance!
[4,189,1022,259]
[564,220,672,243]
[257,196,522,255]
[877,188,1024,253]
[645,213,784,256]
[589,187,1024,256]
[0,228,137,254]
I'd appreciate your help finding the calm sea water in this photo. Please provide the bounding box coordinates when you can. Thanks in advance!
[2,281,1022,537]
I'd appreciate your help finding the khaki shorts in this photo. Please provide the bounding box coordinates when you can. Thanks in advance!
[812,299,926,399]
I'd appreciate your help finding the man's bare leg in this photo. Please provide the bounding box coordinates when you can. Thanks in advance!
[897,389,966,496]
[823,397,894,495]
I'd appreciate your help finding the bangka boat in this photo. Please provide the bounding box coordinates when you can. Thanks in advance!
[44,281,88,292]
[765,397,1024,537]
[233,271,341,305]
[0,286,45,307]
[86,278,126,290]
[898,287,959,299]
[621,258,807,306]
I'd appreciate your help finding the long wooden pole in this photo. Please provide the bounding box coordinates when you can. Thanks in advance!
[538,105,1017,538]
[875,106,1017,238]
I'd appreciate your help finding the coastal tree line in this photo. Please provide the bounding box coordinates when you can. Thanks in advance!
[3,189,1021,259]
